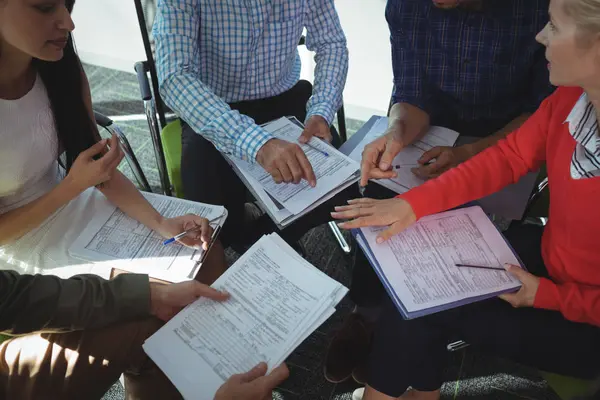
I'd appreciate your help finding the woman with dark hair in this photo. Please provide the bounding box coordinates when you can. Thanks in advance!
[0,0,227,282]
[0,1,276,399]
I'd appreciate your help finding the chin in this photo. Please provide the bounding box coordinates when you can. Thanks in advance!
[36,50,64,62]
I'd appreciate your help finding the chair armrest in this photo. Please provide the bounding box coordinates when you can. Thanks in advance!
[94,111,113,128]
[134,61,152,101]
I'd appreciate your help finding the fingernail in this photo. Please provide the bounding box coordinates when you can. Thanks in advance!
[376,237,384,244]
[337,222,345,228]
[503,263,511,270]
[348,199,356,204]
[380,162,389,170]
[331,212,339,217]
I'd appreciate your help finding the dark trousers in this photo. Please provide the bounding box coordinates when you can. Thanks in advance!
[181,80,351,248]
[367,223,600,396]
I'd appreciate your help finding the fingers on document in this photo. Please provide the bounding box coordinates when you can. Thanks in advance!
[191,282,229,301]
[239,363,268,382]
[295,149,316,186]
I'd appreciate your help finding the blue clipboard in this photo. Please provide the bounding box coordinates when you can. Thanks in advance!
[352,205,527,320]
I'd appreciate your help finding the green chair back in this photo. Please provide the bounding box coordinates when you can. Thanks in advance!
[541,371,599,399]
[160,119,184,198]
[0,334,10,346]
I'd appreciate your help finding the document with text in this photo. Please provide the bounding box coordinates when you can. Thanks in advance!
[143,233,347,400]
[355,206,522,319]
[68,193,227,282]
[348,116,459,194]
[227,117,359,227]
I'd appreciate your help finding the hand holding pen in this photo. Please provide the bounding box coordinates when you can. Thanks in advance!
[160,216,220,250]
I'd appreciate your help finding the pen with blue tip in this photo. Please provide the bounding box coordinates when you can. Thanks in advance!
[162,217,221,245]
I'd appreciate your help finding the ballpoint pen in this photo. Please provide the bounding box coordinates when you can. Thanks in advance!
[162,217,221,245]
[304,142,329,157]
[455,263,505,271]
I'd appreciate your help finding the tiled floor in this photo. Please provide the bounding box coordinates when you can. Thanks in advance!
[87,64,563,400]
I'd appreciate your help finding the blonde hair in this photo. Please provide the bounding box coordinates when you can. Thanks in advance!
[563,0,600,35]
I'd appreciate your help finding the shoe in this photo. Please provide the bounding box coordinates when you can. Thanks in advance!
[323,313,370,383]
[352,359,368,385]
[352,387,365,400]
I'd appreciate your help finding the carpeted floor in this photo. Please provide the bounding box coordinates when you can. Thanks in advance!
[86,64,563,400]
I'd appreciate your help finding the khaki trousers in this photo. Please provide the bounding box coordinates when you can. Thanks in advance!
[0,318,182,400]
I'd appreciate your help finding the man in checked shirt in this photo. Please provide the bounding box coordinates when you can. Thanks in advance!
[153,0,349,252]
[325,0,556,389]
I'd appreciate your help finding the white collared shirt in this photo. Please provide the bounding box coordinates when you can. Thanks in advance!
[565,92,600,179]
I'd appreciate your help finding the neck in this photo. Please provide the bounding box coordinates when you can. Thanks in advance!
[0,41,35,96]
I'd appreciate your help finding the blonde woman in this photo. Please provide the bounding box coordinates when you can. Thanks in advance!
[333,0,600,399]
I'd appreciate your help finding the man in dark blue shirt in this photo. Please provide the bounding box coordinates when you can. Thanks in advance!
[326,0,553,388]
[361,0,553,183]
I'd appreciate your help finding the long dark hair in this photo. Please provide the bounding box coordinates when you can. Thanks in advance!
[33,0,99,171]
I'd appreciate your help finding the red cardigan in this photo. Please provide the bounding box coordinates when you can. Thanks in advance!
[401,86,600,327]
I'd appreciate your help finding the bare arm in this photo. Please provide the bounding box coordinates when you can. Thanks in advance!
[79,72,165,233]
[0,180,81,246]
[465,113,532,156]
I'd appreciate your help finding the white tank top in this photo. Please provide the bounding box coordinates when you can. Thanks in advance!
[0,75,62,214]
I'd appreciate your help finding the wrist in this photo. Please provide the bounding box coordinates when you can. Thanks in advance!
[58,176,85,202]
[149,282,164,317]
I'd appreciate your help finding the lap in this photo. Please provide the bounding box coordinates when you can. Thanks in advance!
[0,318,163,399]
[376,293,600,379]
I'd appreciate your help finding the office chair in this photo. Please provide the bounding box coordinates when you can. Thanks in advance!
[132,0,351,253]
[94,111,152,192]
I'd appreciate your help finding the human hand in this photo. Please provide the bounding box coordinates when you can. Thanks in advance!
[156,214,213,250]
[411,144,475,180]
[299,115,332,144]
[256,138,317,186]
[149,280,229,321]
[65,134,124,193]
[331,197,417,243]
[360,104,430,187]
[498,264,540,308]
[214,363,290,400]
[432,0,460,8]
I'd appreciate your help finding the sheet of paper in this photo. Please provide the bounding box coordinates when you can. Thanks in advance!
[348,117,459,194]
[231,118,359,215]
[359,206,521,313]
[143,234,346,400]
[69,193,226,282]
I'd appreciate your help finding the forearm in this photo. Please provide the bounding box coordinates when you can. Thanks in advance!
[468,113,531,155]
[387,102,431,145]
[305,0,349,124]
[536,279,600,327]
[0,179,80,246]
[99,171,163,232]
[0,271,151,334]
[306,44,348,124]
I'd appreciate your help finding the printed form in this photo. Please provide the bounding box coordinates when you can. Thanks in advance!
[231,118,359,215]
[143,234,347,400]
[69,193,226,281]
[348,117,459,194]
[359,207,521,313]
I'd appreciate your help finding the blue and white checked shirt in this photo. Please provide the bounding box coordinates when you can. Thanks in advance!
[153,0,349,163]
[386,0,553,124]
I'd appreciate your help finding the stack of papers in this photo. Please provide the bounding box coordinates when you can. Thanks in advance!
[227,117,360,228]
[69,193,227,282]
[355,206,523,319]
[348,117,460,194]
[143,233,348,400]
